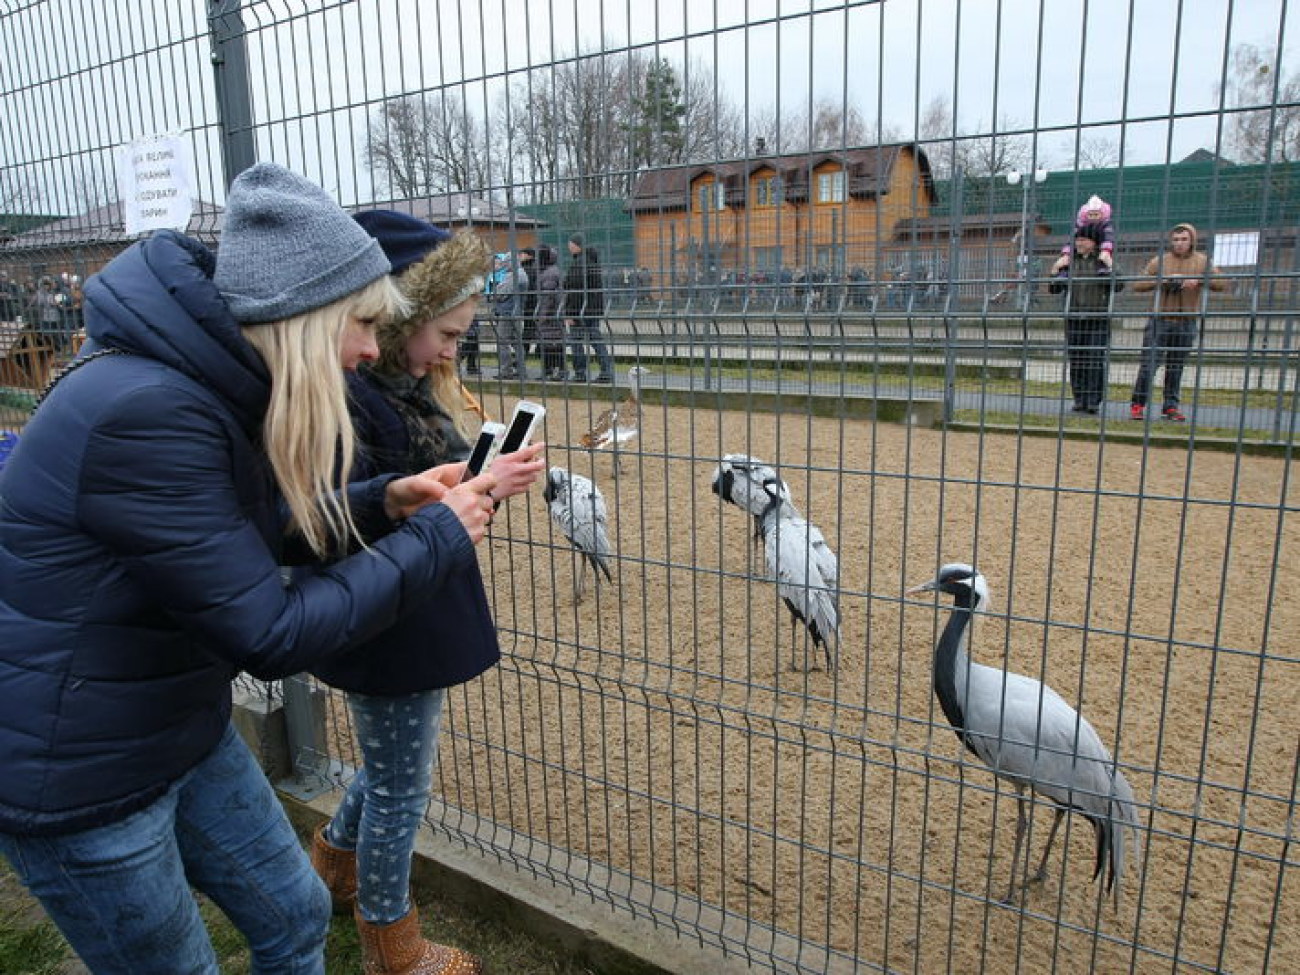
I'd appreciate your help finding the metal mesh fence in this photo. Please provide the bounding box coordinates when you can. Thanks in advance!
[4,2,1298,973]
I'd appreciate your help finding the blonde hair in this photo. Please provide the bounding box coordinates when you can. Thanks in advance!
[242,275,409,558]
[427,360,476,439]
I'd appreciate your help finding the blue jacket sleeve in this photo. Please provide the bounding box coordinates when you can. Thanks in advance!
[75,384,474,679]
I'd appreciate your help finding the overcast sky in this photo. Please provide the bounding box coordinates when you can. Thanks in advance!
[1,0,1295,211]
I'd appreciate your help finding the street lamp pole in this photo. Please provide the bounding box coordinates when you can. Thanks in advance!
[1006,168,1048,311]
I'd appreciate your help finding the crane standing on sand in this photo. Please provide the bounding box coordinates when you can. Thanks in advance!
[712,455,839,672]
[907,563,1141,904]
[543,466,614,600]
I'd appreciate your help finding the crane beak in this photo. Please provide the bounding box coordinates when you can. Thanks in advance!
[906,579,938,596]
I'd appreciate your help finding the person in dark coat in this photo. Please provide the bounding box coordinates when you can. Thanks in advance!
[1049,229,1125,414]
[535,244,567,380]
[517,246,540,361]
[309,211,544,973]
[0,163,498,975]
[562,232,614,382]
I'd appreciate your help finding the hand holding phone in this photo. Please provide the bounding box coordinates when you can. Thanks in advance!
[462,421,506,482]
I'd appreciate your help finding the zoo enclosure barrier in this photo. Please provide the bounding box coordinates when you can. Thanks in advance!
[3,2,1298,973]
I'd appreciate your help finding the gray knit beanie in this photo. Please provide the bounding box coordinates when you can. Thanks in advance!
[214,162,391,324]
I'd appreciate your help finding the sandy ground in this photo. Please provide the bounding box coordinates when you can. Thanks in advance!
[350,391,1297,974]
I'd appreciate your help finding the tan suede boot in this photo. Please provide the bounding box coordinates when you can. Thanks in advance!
[355,904,483,975]
[309,824,357,916]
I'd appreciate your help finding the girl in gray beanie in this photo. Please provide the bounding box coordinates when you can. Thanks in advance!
[0,162,499,974]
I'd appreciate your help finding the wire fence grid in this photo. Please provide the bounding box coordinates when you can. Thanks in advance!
[3,2,1298,973]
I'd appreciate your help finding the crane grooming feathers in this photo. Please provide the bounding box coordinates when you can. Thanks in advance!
[543,466,614,599]
[712,454,839,671]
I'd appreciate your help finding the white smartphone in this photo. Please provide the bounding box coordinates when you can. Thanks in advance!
[461,421,506,481]
[498,400,545,456]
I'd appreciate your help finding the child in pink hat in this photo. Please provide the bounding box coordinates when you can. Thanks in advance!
[1060,194,1115,273]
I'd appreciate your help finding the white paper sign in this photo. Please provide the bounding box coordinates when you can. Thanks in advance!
[117,135,195,236]
[1211,232,1259,268]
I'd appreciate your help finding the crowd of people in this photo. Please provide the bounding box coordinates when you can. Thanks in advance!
[0,270,85,351]
[481,232,616,383]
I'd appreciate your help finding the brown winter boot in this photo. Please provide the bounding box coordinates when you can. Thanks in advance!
[309,824,357,916]
[355,904,483,974]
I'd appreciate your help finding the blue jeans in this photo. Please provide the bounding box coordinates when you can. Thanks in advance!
[567,317,614,378]
[1131,315,1196,410]
[325,689,445,924]
[0,723,330,975]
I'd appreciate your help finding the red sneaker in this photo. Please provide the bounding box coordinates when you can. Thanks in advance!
[1129,404,1145,421]
[1162,406,1186,422]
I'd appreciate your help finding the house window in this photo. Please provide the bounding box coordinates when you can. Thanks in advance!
[697,182,726,212]
[813,245,846,272]
[753,175,783,207]
[754,246,783,270]
[816,170,845,203]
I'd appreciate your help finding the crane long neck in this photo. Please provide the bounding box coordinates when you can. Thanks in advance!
[933,591,976,734]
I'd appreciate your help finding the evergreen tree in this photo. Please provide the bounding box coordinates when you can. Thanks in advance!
[627,58,686,170]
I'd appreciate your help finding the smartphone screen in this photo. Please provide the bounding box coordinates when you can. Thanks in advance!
[499,402,543,456]
[462,421,506,481]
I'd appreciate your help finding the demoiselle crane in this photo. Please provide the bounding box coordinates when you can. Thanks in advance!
[712,455,839,671]
[543,466,614,599]
[907,563,1141,904]
[760,502,839,671]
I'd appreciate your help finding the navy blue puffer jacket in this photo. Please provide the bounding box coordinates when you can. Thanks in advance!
[309,373,500,695]
[0,231,475,836]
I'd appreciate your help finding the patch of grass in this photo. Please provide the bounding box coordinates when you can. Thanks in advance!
[0,840,596,975]
[0,909,67,975]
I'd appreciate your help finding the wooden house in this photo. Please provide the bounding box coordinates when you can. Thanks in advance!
[625,144,936,280]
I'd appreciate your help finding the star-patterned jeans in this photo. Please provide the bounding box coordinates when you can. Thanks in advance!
[0,722,330,974]
[325,688,446,924]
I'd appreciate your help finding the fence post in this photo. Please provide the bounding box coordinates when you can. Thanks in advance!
[207,0,257,187]
[942,167,964,424]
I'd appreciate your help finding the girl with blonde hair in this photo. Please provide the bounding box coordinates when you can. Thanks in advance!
[309,211,545,975]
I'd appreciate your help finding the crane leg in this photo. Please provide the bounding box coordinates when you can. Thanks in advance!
[1003,791,1031,904]
[1032,808,1066,884]
[575,559,588,601]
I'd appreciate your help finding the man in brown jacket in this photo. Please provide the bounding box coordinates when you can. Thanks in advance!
[1129,223,1227,422]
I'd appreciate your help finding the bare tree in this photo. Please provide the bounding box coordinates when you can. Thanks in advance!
[918,96,1033,178]
[0,169,45,239]
[1070,134,1121,170]
[1221,42,1300,163]
[504,50,740,201]
[919,95,959,178]
[364,92,490,199]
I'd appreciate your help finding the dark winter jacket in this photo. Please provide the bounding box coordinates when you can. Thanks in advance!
[562,247,605,319]
[0,231,475,836]
[309,372,500,695]
[535,247,565,342]
[1049,249,1124,317]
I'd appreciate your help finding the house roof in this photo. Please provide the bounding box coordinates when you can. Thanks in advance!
[353,193,546,229]
[0,200,224,253]
[627,143,934,213]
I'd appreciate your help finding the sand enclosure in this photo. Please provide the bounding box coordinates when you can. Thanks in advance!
[426,393,1298,974]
